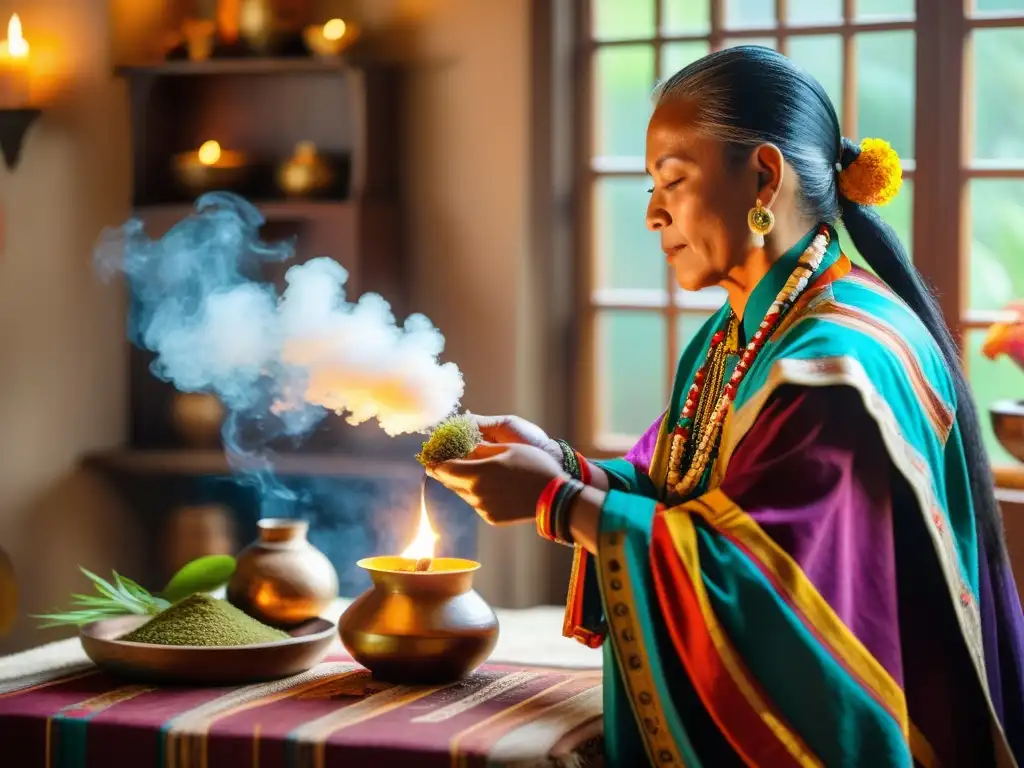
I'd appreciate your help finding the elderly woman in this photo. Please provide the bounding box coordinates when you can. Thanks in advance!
[429,47,1024,766]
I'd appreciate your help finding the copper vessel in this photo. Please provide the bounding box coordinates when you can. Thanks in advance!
[338,556,499,684]
[992,399,1024,463]
[227,519,339,628]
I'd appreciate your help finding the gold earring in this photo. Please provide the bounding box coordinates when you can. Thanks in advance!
[747,199,775,248]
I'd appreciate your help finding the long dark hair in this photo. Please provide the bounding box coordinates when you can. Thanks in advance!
[656,45,1007,565]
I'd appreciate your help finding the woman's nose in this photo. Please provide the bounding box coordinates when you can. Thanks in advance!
[646,202,670,231]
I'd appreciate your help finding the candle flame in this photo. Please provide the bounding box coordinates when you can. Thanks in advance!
[323,19,347,42]
[6,14,28,57]
[198,140,221,166]
[400,483,438,560]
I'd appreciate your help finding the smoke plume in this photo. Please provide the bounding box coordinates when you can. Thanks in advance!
[94,192,464,468]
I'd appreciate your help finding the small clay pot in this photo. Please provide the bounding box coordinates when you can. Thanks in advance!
[228,519,339,628]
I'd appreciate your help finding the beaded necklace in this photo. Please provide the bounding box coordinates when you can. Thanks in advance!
[666,226,831,501]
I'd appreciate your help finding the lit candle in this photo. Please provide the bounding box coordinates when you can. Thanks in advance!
[322,18,346,42]
[0,14,30,109]
[198,139,222,166]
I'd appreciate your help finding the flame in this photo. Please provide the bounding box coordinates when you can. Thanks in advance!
[400,483,438,560]
[323,19,347,42]
[6,14,27,57]
[198,140,221,166]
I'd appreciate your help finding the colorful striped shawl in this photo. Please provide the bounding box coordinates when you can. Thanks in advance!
[562,228,1021,766]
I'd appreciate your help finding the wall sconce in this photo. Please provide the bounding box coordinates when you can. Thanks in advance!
[0,14,42,170]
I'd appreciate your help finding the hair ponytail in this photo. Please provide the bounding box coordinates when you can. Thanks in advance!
[839,141,1008,566]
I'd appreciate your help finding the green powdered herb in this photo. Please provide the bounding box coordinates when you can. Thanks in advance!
[416,414,482,465]
[120,594,289,647]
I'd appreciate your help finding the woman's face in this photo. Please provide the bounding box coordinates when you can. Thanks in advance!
[645,99,762,292]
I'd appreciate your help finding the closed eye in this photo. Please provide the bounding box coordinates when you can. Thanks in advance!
[648,178,684,194]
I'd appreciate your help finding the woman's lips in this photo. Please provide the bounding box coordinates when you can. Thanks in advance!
[664,244,686,262]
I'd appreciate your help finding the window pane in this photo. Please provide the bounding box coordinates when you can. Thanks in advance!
[973,29,1024,162]
[724,0,775,29]
[594,46,656,159]
[721,37,777,51]
[676,313,714,359]
[974,0,1024,13]
[840,179,914,269]
[662,0,710,35]
[855,0,914,20]
[857,32,915,161]
[594,177,665,291]
[966,330,1021,465]
[787,35,843,125]
[597,311,668,437]
[593,0,656,40]
[968,180,1024,313]
[661,41,710,79]
[786,0,842,25]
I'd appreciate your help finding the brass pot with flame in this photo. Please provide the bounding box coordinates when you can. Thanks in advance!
[338,487,499,683]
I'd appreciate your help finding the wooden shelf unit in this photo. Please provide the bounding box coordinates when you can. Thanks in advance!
[118,58,407,451]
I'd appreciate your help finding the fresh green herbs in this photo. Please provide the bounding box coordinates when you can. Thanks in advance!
[34,554,237,628]
[416,414,482,465]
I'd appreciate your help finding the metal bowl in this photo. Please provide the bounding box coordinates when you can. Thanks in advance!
[80,614,336,685]
[991,399,1024,463]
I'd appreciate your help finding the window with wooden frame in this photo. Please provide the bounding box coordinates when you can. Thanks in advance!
[575,0,1024,475]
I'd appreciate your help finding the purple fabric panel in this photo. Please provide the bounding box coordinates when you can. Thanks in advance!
[716,383,1024,763]
[719,385,905,685]
[623,413,664,476]
[980,533,1024,758]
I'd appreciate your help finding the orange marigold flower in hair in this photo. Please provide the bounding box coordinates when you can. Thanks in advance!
[838,137,903,207]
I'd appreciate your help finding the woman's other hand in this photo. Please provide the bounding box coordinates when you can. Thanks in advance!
[467,414,562,462]
[426,442,565,525]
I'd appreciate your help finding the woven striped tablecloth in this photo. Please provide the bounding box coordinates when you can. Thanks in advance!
[0,606,605,768]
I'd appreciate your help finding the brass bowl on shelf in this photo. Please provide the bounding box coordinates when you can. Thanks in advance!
[80,615,336,685]
[338,556,498,684]
[992,399,1024,463]
[171,147,250,196]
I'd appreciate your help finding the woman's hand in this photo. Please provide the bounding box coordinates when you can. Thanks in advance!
[467,414,562,463]
[427,442,565,526]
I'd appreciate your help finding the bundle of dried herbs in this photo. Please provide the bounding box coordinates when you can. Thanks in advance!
[120,594,288,646]
[416,414,481,465]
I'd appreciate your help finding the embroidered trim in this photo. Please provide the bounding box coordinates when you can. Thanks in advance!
[598,529,685,766]
[794,299,954,442]
[561,546,604,648]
